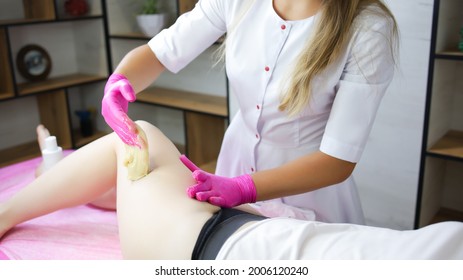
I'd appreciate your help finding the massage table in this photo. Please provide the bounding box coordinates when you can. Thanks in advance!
[0,152,122,260]
[1,153,462,260]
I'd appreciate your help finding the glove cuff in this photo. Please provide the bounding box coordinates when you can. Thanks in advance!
[105,73,128,93]
[237,174,257,204]
[108,73,127,82]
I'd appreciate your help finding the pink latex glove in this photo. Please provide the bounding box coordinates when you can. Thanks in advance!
[101,73,139,146]
[180,155,257,208]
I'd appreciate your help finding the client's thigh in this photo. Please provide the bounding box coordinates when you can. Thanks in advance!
[114,121,219,259]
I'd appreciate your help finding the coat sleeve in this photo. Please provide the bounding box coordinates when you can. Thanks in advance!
[148,0,227,73]
[320,14,396,163]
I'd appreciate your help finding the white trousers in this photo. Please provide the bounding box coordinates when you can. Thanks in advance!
[216,218,463,259]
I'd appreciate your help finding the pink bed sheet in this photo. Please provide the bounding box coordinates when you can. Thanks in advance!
[0,152,122,260]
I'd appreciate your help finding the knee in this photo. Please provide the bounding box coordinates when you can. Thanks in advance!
[133,120,166,143]
[134,120,150,128]
[134,120,160,135]
[108,120,155,147]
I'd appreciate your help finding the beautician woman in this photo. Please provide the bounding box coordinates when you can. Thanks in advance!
[102,0,399,224]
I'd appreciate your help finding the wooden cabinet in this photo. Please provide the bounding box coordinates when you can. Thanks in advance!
[0,0,226,171]
[105,0,228,171]
[415,0,463,228]
[0,28,14,100]
[0,0,110,167]
[178,0,197,15]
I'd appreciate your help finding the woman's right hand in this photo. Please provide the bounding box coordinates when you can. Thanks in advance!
[101,73,139,146]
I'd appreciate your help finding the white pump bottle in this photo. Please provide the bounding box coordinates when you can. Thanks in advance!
[41,136,63,172]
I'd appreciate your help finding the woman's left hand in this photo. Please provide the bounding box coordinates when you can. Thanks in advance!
[179,155,257,208]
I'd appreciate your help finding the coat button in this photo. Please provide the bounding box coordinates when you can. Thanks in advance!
[264,66,270,71]
[256,105,260,110]
[281,24,286,30]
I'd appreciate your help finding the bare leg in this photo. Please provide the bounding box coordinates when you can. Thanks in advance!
[87,188,117,210]
[1,120,218,259]
[34,124,117,210]
[0,132,118,239]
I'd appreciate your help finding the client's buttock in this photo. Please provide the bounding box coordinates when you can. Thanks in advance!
[114,121,219,259]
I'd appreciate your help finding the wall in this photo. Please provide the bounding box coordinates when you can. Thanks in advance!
[0,0,434,230]
[0,97,40,150]
[353,0,433,229]
[0,0,23,20]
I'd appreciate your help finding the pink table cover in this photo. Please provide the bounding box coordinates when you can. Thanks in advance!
[0,152,122,260]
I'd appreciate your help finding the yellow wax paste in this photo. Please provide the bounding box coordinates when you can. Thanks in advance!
[123,124,149,181]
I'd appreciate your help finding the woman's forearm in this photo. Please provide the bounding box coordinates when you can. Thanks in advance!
[252,151,356,201]
[113,44,166,94]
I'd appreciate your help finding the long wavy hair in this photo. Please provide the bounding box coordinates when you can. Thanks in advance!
[218,0,399,117]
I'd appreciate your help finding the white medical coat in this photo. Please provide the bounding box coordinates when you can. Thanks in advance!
[149,0,395,224]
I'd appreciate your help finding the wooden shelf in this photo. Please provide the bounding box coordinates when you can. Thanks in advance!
[0,92,14,100]
[178,0,198,15]
[0,141,40,168]
[57,15,104,22]
[435,50,463,60]
[436,50,463,56]
[431,208,463,224]
[417,0,463,229]
[0,28,14,98]
[17,73,107,95]
[0,18,52,26]
[428,130,463,160]
[0,16,103,27]
[110,32,150,40]
[0,1,111,168]
[137,87,228,117]
[0,0,56,26]
[110,33,225,44]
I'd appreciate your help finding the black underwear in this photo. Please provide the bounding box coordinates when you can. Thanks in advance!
[191,208,267,260]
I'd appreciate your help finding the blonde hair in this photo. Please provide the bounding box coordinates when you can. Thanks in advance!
[217,0,398,117]
[279,0,399,116]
